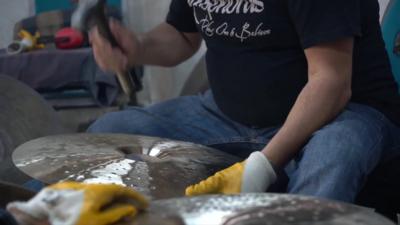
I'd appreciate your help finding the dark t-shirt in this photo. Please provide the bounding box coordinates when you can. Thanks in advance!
[167,0,400,127]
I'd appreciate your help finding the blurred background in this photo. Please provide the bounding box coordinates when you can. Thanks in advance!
[0,0,206,107]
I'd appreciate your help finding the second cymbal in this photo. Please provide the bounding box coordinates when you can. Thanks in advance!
[13,134,240,199]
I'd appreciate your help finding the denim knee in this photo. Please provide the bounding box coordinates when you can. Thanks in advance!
[306,115,384,173]
[286,108,388,202]
[87,108,153,134]
[87,111,127,133]
[86,108,190,141]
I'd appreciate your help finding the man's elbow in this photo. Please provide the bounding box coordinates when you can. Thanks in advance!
[161,51,198,67]
[341,87,352,106]
[335,78,352,109]
[324,76,352,109]
[162,44,201,67]
[326,71,352,107]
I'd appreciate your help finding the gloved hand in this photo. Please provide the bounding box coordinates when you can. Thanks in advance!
[7,182,149,225]
[186,151,277,196]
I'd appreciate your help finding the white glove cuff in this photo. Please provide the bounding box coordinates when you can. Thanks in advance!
[241,151,277,193]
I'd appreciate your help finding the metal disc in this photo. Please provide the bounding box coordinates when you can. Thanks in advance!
[13,133,240,199]
[0,75,65,184]
[130,194,395,225]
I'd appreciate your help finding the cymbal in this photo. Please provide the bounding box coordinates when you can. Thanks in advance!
[129,194,395,225]
[0,75,65,184]
[13,134,240,199]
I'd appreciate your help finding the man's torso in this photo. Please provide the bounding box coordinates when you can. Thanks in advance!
[168,0,400,127]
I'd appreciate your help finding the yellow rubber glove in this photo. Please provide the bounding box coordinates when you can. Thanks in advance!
[186,151,277,196]
[186,162,244,195]
[7,182,149,225]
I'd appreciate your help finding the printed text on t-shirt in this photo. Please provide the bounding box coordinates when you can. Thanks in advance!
[188,0,264,14]
[189,0,271,42]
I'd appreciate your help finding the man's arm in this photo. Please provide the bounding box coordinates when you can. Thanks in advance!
[185,38,354,196]
[262,38,354,167]
[90,21,202,73]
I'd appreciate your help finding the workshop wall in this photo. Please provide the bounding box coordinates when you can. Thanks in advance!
[122,0,206,105]
[35,0,121,13]
[380,0,390,19]
[35,0,71,13]
[0,0,35,49]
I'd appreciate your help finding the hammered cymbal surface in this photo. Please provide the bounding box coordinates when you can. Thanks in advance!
[13,133,240,199]
[130,194,395,225]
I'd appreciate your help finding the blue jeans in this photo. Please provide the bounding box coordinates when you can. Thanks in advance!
[0,209,18,225]
[88,90,400,202]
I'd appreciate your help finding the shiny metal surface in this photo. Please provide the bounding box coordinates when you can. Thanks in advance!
[0,75,65,184]
[13,134,240,199]
[130,194,395,225]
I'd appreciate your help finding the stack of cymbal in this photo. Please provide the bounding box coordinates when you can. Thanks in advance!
[12,133,240,199]
[12,133,395,225]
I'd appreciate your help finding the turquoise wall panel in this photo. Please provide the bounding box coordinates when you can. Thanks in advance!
[36,0,121,13]
[36,0,71,13]
[382,0,400,91]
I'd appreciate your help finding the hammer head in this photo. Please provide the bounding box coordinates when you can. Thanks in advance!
[71,0,118,47]
[71,0,105,31]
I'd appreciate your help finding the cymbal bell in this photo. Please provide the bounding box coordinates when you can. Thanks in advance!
[13,134,240,199]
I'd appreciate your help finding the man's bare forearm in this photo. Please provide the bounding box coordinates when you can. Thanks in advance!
[135,23,202,67]
[261,38,354,168]
[262,77,351,167]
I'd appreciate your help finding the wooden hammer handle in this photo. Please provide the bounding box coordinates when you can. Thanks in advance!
[93,1,138,103]
[116,71,136,102]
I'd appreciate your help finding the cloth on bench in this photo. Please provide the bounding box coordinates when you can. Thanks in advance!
[0,48,119,106]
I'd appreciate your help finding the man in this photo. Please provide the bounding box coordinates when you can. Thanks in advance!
[88,0,400,202]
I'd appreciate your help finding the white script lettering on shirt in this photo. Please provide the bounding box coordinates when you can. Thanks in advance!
[188,0,264,15]
[194,9,271,42]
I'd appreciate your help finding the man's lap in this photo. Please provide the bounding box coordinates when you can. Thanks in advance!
[285,103,398,201]
[88,91,279,158]
[88,91,399,159]
[88,91,400,201]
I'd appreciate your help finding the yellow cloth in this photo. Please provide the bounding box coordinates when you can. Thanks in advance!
[18,30,45,50]
[49,182,149,225]
[8,182,149,225]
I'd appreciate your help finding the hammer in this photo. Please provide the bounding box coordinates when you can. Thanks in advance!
[72,0,140,104]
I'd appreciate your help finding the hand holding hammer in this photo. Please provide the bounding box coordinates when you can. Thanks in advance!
[72,0,141,104]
